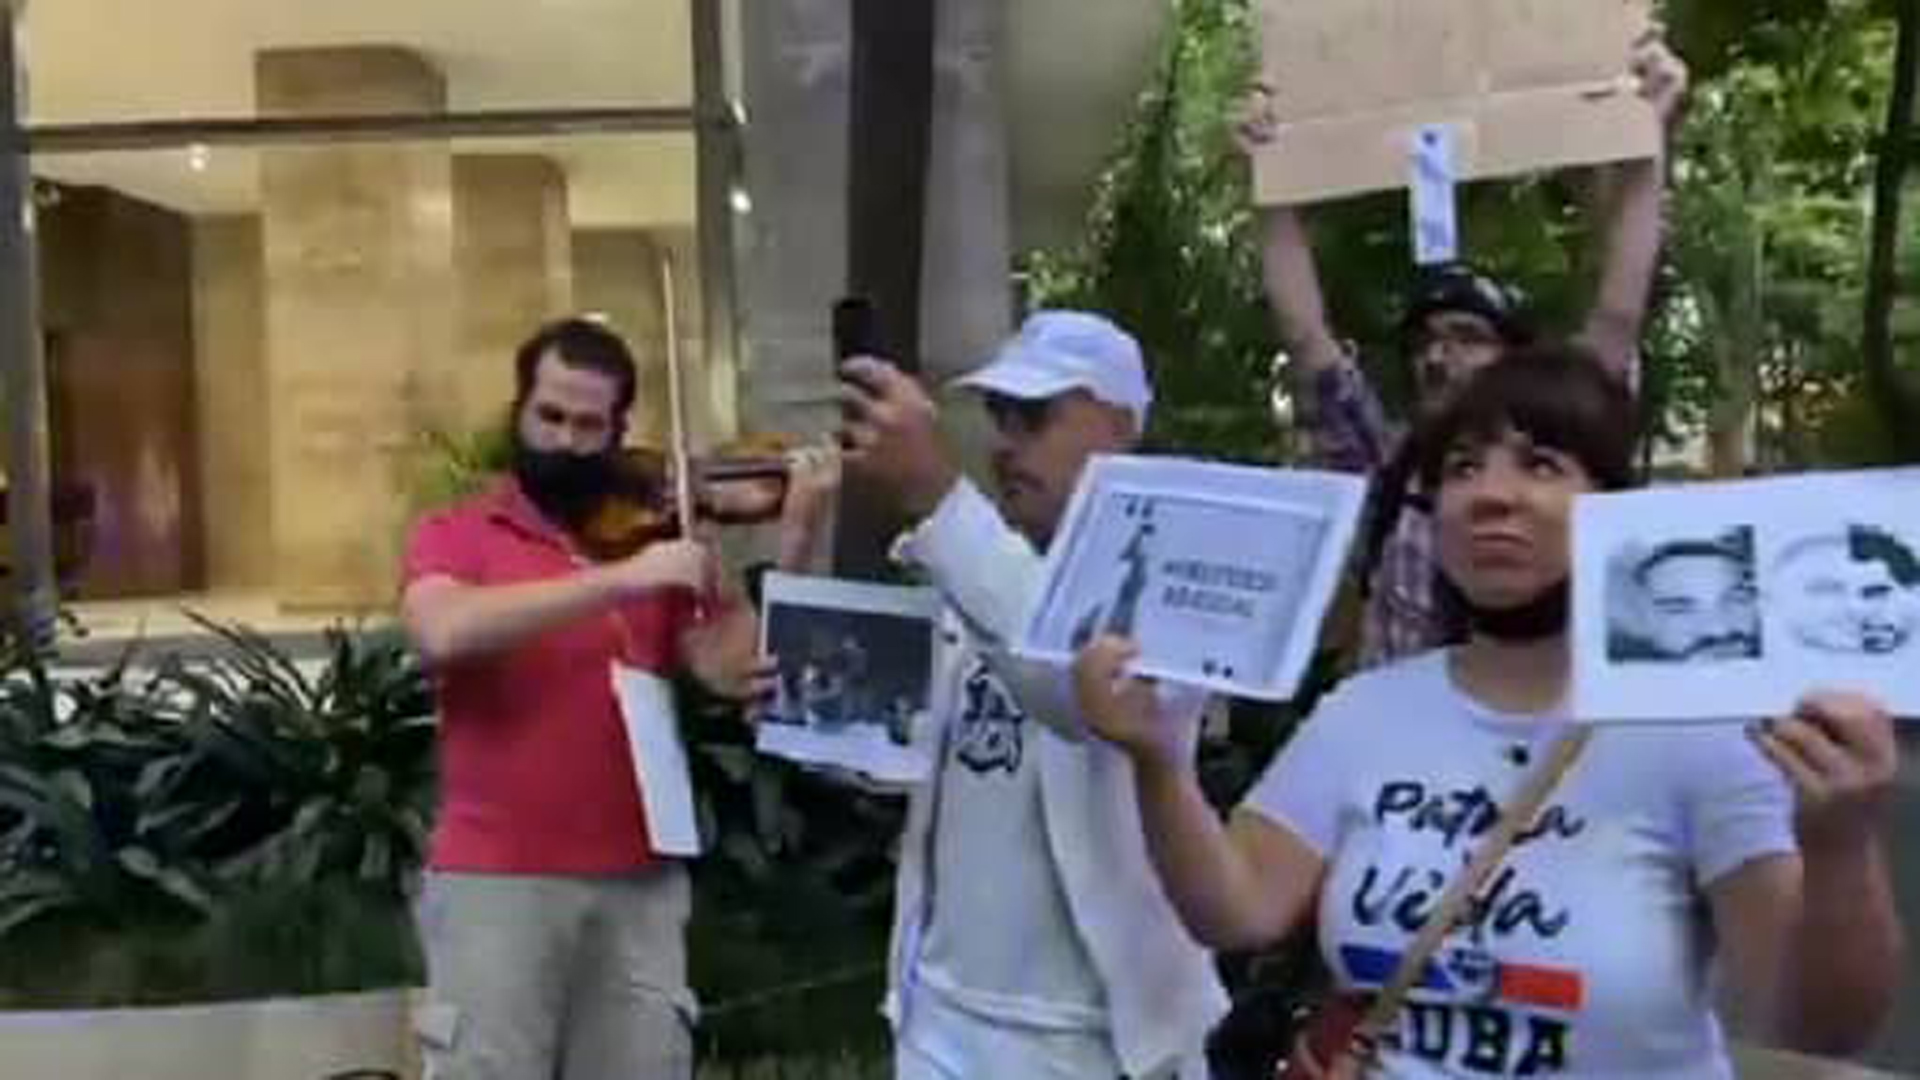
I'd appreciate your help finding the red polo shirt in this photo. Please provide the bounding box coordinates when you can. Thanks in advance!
[402,479,697,874]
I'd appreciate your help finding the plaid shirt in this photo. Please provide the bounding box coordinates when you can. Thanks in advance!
[1299,363,1447,668]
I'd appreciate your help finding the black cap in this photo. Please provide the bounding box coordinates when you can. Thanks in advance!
[1399,261,1532,347]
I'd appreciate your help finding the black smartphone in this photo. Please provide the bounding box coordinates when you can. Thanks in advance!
[833,296,879,361]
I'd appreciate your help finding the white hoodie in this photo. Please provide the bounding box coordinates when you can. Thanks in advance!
[881,479,1229,1077]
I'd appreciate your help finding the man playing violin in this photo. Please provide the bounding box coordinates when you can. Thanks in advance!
[399,316,835,1080]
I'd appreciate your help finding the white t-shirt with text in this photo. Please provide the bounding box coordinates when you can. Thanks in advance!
[1243,651,1796,1079]
[915,650,1109,1034]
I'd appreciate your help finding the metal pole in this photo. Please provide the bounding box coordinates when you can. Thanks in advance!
[834,0,937,580]
[690,0,742,439]
[21,105,697,153]
[0,0,55,647]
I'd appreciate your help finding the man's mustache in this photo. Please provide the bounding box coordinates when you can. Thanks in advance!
[1677,631,1758,659]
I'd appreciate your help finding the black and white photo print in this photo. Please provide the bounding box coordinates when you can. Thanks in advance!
[756,573,941,783]
[1572,468,1920,723]
[1770,524,1920,658]
[1604,527,1760,664]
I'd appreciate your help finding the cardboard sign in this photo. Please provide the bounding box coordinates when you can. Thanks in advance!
[1253,0,1660,205]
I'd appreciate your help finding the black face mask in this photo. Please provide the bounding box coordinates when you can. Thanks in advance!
[1438,576,1569,643]
[511,439,615,532]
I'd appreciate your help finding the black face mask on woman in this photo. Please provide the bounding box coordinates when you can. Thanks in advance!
[1437,575,1570,644]
[511,437,616,532]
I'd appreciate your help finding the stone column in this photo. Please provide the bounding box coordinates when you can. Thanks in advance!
[655,225,731,450]
[922,0,1013,476]
[735,0,850,445]
[452,154,573,432]
[190,215,271,593]
[256,46,454,610]
[573,228,667,447]
[572,226,723,452]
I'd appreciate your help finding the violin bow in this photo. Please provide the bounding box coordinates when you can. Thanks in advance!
[659,252,698,542]
[657,249,723,623]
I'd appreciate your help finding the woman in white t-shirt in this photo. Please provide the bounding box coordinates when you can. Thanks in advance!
[1072,343,1904,1079]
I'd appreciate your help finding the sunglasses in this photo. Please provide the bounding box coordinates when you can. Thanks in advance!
[1411,319,1504,357]
[982,392,1058,435]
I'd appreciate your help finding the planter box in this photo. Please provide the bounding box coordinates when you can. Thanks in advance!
[0,989,420,1080]
[1734,1044,1908,1079]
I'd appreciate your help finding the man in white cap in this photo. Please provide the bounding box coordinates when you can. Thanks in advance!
[838,310,1226,1079]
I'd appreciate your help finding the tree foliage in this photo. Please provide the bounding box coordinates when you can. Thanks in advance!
[1031,0,1918,472]
[1025,0,1279,460]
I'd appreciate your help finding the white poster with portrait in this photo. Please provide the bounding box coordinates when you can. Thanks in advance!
[1014,455,1367,702]
[1571,468,1920,723]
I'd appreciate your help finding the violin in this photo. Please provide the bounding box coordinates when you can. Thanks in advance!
[578,255,836,565]
[574,434,822,562]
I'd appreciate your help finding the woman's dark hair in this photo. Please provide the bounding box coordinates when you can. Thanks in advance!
[512,316,639,421]
[1411,341,1637,494]
[1385,342,1639,640]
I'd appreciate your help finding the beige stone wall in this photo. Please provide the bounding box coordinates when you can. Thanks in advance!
[189,215,272,593]
[0,990,418,1080]
[257,47,454,611]
[572,226,732,452]
[660,224,740,449]
[452,155,573,432]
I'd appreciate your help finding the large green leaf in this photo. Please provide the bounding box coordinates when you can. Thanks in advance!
[0,877,76,940]
[116,848,216,915]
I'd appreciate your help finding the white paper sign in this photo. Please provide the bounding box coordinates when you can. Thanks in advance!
[756,573,942,784]
[1411,123,1460,265]
[611,663,702,856]
[1014,455,1367,702]
[1571,468,1920,723]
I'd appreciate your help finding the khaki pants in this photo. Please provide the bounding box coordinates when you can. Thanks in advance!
[413,868,695,1080]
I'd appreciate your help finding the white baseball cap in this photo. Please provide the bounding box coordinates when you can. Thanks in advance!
[954,310,1154,432]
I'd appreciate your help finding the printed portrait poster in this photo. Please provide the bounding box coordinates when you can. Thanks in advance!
[1571,468,1920,722]
[1015,455,1367,702]
[755,573,942,784]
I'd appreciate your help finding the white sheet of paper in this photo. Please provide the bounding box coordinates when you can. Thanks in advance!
[1014,455,1367,702]
[1411,123,1459,265]
[755,573,941,784]
[611,663,702,856]
[1571,468,1920,723]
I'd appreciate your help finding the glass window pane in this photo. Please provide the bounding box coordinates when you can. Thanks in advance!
[25,0,690,124]
[29,132,716,625]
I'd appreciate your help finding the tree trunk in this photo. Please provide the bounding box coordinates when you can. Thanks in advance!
[1707,215,1762,477]
[835,0,937,579]
[1861,0,1920,458]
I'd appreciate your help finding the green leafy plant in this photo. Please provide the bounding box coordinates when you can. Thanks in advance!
[676,683,902,1062]
[408,423,512,514]
[0,620,434,1007]
[155,616,436,898]
[0,644,216,945]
